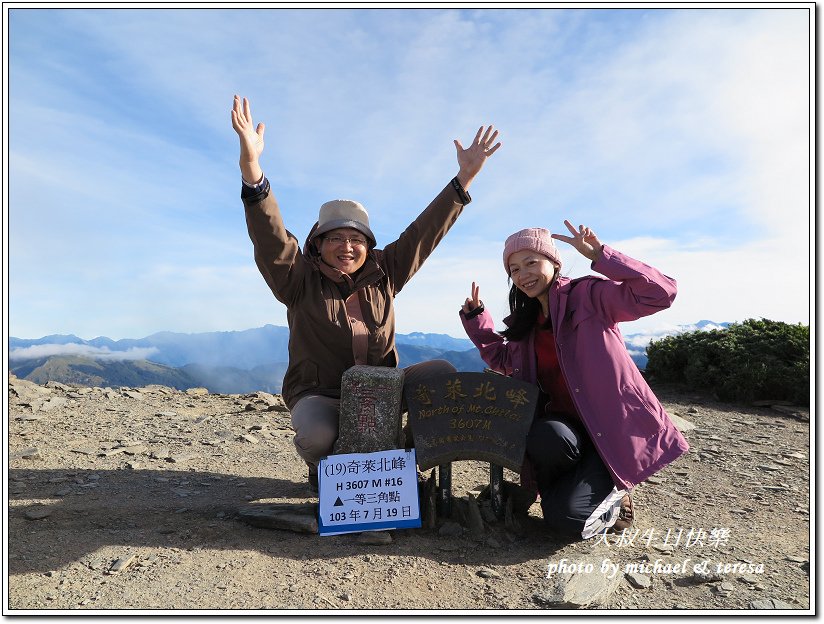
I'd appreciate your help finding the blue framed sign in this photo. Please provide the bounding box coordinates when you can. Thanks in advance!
[318,448,421,536]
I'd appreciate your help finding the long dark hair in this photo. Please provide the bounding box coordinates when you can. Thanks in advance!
[500,284,554,342]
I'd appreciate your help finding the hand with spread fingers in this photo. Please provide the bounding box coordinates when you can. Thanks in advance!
[454,126,502,190]
[461,281,483,314]
[231,95,265,185]
[551,219,604,262]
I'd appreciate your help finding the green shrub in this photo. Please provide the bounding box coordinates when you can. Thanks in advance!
[645,319,810,406]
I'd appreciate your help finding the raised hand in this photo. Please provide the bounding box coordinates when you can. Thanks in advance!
[454,126,502,190]
[551,219,603,262]
[231,95,265,184]
[461,281,483,314]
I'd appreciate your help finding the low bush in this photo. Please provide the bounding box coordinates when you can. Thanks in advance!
[645,319,809,406]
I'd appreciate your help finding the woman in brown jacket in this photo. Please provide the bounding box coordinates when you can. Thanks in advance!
[231,95,501,490]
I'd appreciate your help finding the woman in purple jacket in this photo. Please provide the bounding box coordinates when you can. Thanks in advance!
[459,221,689,540]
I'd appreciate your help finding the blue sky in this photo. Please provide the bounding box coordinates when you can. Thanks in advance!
[6,6,812,345]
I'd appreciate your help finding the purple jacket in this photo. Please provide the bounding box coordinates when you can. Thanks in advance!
[460,244,689,490]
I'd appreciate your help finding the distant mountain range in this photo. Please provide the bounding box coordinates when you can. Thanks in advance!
[8,321,728,394]
[8,325,486,394]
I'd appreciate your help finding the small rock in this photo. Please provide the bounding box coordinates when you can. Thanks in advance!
[466,495,486,538]
[690,568,724,584]
[625,572,652,589]
[38,397,69,412]
[240,434,259,444]
[122,445,148,455]
[750,598,797,609]
[108,554,136,575]
[71,446,99,456]
[477,568,500,579]
[25,506,54,520]
[12,447,40,460]
[669,413,696,433]
[534,560,620,608]
[168,453,198,464]
[236,503,318,533]
[99,447,127,457]
[438,521,463,537]
[770,404,808,421]
[185,387,209,396]
[356,531,393,545]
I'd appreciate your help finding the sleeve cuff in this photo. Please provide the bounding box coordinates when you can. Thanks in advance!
[241,175,270,201]
[450,176,472,205]
[242,172,266,189]
[461,303,485,320]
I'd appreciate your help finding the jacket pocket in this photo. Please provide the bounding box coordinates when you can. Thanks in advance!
[292,360,320,394]
[620,379,664,439]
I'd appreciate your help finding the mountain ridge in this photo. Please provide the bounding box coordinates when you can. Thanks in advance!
[9,322,729,393]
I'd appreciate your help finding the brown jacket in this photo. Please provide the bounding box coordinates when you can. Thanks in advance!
[242,178,470,409]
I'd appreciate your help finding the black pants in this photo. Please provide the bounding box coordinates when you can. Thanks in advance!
[526,414,617,538]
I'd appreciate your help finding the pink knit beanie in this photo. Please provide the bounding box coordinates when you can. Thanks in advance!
[503,228,562,274]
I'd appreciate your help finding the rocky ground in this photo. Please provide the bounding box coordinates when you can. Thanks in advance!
[6,374,812,613]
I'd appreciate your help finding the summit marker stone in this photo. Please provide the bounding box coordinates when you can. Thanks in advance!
[333,365,405,454]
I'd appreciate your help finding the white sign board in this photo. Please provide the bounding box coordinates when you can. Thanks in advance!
[317,448,421,536]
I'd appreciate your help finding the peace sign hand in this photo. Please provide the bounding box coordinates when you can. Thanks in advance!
[551,219,603,262]
[461,281,483,314]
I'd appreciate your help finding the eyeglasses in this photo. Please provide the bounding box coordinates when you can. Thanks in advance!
[323,235,367,247]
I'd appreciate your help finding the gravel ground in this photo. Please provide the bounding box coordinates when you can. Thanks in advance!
[6,375,811,613]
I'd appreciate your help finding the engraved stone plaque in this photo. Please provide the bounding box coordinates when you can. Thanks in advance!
[404,372,539,472]
[333,365,406,454]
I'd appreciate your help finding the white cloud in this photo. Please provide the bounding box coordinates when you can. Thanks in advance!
[622,321,728,358]
[9,344,158,361]
[608,234,810,330]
